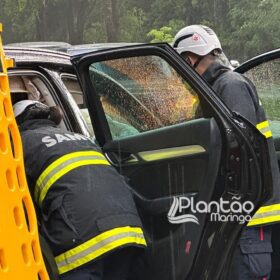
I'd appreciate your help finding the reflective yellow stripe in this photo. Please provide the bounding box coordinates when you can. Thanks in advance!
[55,226,147,275]
[247,215,280,226]
[263,130,273,138]
[256,120,269,130]
[247,204,280,226]
[35,151,110,207]
[256,120,272,138]
[253,204,280,214]
[38,159,109,206]
[36,151,104,190]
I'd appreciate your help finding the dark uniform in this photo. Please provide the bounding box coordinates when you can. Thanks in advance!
[20,119,146,279]
[202,61,280,279]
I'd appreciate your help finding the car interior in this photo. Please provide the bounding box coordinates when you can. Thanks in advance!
[61,73,143,139]
[9,75,67,130]
[60,74,94,136]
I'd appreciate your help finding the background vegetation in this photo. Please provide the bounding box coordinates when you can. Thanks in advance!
[0,0,279,62]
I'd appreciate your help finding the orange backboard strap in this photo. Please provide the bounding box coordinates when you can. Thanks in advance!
[0,23,49,280]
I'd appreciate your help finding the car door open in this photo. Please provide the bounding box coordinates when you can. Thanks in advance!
[236,49,280,279]
[71,44,272,280]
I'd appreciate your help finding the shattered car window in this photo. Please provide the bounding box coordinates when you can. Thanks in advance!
[89,55,199,139]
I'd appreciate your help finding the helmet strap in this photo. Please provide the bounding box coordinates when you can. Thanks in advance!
[193,56,204,69]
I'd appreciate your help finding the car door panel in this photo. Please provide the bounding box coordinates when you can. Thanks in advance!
[103,118,222,279]
[104,117,220,197]
[72,44,271,279]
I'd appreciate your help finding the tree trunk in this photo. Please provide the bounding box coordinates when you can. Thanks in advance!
[66,0,93,44]
[75,0,88,43]
[104,0,120,42]
[36,0,47,40]
[111,0,120,39]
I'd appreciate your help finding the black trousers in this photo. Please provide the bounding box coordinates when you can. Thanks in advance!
[60,248,139,280]
[229,227,272,280]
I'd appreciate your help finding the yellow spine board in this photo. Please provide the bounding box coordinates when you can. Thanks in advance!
[0,23,49,280]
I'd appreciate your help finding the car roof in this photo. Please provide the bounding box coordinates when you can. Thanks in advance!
[4,46,72,68]
[6,41,72,52]
[4,42,141,68]
[5,41,140,54]
[67,43,140,55]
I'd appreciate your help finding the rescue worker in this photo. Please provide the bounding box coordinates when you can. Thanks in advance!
[173,25,280,279]
[13,100,147,280]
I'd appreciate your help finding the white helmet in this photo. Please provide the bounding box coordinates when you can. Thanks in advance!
[13,100,47,118]
[173,25,222,56]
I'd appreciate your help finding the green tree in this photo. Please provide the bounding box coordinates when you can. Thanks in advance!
[225,0,280,60]
[119,7,147,42]
[1,0,38,43]
[103,0,120,42]
[147,20,185,43]
[147,26,173,43]
[0,0,279,61]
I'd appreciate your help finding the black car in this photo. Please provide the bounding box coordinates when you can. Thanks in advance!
[4,44,280,279]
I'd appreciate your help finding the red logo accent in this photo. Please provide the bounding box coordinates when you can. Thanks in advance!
[185,240,192,254]
[192,34,200,41]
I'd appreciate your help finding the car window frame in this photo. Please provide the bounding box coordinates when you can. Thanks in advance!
[8,68,73,126]
[71,43,236,146]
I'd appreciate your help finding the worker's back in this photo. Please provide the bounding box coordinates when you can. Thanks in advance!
[14,105,146,279]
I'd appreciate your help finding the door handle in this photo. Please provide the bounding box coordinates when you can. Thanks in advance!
[105,151,139,164]
[127,185,198,215]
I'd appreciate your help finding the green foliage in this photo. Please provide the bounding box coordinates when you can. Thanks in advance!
[148,0,187,28]
[147,20,185,43]
[120,7,147,42]
[1,0,36,42]
[147,26,173,43]
[224,0,280,60]
[84,22,107,43]
[0,0,279,62]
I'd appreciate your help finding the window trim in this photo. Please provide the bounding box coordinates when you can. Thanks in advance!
[8,69,71,129]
